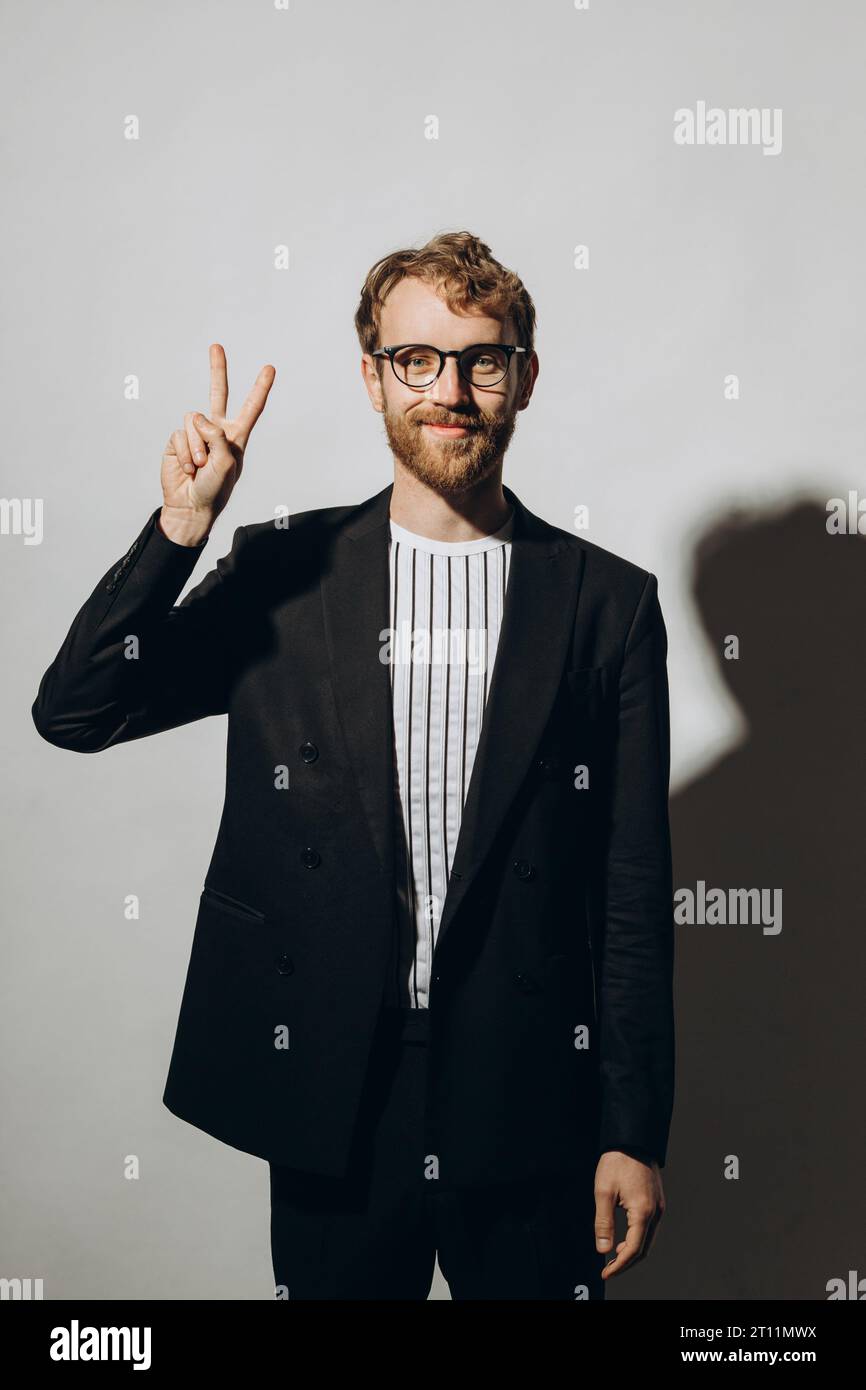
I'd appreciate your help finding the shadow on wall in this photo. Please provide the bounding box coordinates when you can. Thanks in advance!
[615,496,866,1301]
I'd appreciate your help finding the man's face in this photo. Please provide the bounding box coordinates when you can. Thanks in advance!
[361,276,536,495]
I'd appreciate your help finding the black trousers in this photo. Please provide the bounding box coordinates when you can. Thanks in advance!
[269,1007,605,1300]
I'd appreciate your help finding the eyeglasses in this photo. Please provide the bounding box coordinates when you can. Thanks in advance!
[373,342,527,390]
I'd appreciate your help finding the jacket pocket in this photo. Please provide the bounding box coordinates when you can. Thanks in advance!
[201,885,267,924]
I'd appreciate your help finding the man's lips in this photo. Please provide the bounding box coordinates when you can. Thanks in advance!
[421,422,475,435]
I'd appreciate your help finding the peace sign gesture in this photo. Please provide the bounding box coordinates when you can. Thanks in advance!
[160,344,276,543]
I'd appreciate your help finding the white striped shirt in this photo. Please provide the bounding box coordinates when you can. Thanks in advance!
[384,507,515,1008]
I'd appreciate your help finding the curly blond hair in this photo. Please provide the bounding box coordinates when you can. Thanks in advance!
[354,230,536,377]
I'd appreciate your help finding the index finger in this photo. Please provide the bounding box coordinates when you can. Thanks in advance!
[233,364,276,446]
[209,342,229,420]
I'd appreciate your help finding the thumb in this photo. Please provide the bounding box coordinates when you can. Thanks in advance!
[192,413,234,466]
[594,1187,616,1253]
[193,412,225,445]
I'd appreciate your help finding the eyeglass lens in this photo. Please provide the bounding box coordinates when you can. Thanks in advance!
[392,345,510,387]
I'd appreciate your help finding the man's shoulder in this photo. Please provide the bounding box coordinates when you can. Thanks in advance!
[525,505,660,645]
[240,497,362,544]
[220,496,375,579]
[214,492,386,592]
[531,506,655,590]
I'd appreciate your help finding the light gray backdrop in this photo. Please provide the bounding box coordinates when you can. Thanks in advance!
[3,0,865,1299]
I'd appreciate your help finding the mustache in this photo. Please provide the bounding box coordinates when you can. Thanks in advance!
[415,413,484,428]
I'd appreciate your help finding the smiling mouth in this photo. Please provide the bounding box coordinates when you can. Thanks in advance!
[422,422,475,432]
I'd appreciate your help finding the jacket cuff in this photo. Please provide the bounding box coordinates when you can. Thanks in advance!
[600,1143,660,1168]
[99,507,208,609]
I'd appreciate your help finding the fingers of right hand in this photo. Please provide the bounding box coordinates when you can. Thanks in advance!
[233,364,276,447]
[184,411,206,467]
[192,410,235,468]
[169,429,195,477]
[209,343,229,421]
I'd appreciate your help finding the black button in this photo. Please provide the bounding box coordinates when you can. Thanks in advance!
[512,858,535,881]
[300,846,321,869]
[105,581,116,593]
[514,971,539,994]
[299,741,319,763]
[275,954,294,976]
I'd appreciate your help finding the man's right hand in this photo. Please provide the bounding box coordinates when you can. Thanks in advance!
[159,343,276,545]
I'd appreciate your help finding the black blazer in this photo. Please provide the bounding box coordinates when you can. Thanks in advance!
[31,481,675,1185]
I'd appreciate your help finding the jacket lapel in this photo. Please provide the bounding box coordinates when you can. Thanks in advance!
[319,484,396,884]
[432,484,585,956]
[318,480,586,954]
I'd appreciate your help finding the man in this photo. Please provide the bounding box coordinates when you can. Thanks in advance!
[32,230,674,1301]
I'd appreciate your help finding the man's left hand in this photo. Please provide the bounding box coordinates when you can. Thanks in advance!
[594,1151,666,1279]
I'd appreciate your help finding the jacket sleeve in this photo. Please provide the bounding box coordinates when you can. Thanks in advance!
[595,571,675,1169]
[31,507,249,752]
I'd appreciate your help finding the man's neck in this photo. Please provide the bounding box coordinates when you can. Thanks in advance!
[388,465,512,542]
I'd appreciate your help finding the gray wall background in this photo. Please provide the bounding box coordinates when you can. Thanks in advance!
[3,0,864,1299]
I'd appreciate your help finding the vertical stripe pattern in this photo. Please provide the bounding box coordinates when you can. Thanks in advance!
[385,510,514,1008]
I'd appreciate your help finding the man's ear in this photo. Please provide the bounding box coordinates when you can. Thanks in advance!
[517,351,539,409]
[360,353,386,412]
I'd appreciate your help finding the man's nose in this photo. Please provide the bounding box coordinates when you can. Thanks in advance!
[425,357,472,408]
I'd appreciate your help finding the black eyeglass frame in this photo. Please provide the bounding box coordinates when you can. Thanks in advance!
[372,342,527,390]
